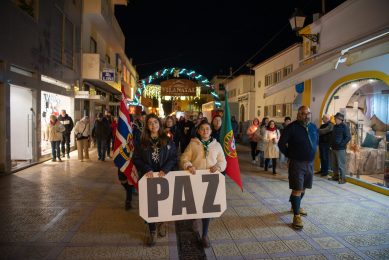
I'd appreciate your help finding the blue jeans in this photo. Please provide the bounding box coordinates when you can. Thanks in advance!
[319,143,330,175]
[51,141,61,159]
[331,149,347,180]
[97,139,107,160]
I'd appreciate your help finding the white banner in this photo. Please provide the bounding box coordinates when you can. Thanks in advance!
[139,170,226,223]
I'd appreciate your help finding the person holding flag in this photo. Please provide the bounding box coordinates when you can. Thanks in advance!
[113,86,138,210]
[219,92,243,191]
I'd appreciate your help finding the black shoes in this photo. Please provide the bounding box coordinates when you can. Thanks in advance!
[201,235,210,248]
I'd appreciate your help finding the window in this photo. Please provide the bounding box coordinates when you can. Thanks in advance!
[285,103,292,116]
[265,74,272,86]
[276,104,282,117]
[63,17,74,69]
[52,7,63,63]
[272,105,277,117]
[273,70,282,84]
[90,37,97,53]
[283,65,293,77]
[264,106,269,117]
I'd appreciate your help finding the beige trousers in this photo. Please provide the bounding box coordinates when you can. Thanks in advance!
[77,139,90,161]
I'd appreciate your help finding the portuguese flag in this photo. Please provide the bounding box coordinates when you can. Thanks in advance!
[219,92,243,191]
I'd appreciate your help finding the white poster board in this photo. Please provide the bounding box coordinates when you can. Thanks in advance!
[139,170,226,223]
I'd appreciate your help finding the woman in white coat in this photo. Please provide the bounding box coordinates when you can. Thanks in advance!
[264,120,280,174]
[180,121,226,248]
[74,116,90,161]
[46,114,65,162]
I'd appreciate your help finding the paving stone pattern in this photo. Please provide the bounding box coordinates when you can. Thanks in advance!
[0,145,388,259]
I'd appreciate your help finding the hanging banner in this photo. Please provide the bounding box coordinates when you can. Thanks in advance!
[160,79,197,96]
[139,170,226,223]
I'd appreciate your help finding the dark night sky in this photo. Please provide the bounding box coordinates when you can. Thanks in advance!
[115,0,345,80]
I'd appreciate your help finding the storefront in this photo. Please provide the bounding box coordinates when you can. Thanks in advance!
[40,91,74,156]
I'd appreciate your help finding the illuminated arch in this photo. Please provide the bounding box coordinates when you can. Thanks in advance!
[133,67,221,108]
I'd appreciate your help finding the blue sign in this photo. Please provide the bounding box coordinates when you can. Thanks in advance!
[295,82,304,94]
[102,69,115,81]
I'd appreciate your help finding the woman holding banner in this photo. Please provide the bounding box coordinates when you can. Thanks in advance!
[133,113,178,247]
[180,121,226,248]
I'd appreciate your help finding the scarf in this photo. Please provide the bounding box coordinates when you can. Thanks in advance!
[267,127,276,132]
[198,137,213,158]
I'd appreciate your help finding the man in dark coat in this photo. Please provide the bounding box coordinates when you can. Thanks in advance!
[92,113,111,161]
[58,109,74,158]
[330,112,351,184]
[318,114,333,176]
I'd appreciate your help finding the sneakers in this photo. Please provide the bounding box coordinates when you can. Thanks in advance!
[157,223,167,237]
[147,231,157,247]
[201,235,210,248]
[290,207,307,216]
[292,215,303,230]
[125,200,132,210]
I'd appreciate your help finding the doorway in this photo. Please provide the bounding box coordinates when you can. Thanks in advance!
[10,85,34,169]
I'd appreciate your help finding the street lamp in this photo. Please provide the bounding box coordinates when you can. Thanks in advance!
[289,8,320,43]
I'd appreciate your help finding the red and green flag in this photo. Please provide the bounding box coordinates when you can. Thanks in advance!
[219,92,243,191]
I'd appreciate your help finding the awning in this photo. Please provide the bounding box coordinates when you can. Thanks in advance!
[84,79,121,95]
[265,30,389,98]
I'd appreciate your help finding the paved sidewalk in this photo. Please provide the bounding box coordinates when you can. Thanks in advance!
[0,146,388,259]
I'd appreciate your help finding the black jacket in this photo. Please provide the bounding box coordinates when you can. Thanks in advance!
[278,120,318,162]
[58,114,74,134]
[330,123,351,150]
[318,122,333,144]
[92,118,111,140]
[133,140,178,178]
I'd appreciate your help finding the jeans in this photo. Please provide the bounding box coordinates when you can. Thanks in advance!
[61,133,71,155]
[50,141,61,159]
[331,149,347,180]
[258,150,265,167]
[319,143,330,175]
[265,158,277,173]
[97,139,107,160]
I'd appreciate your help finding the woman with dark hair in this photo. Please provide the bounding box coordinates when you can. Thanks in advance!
[264,120,280,174]
[180,121,226,248]
[133,114,178,247]
[164,115,180,148]
[211,115,222,142]
[246,117,260,164]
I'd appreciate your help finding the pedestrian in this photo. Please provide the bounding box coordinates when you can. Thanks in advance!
[180,121,227,248]
[164,115,180,148]
[92,113,111,161]
[133,113,177,247]
[257,117,269,167]
[179,115,194,153]
[318,114,333,176]
[74,116,90,162]
[117,169,134,210]
[211,115,222,142]
[246,117,260,164]
[104,110,113,158]
[330,112,351,184]
[46,114,65,162]
[58,109,74,159]
[279,116,291,168]
[264,120,280,175]
[278,106,318,230]
[231,116,239,140]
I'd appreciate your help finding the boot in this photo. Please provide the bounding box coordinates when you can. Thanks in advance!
[292,215,303,230]
[157,223,167,237]
[147,231,157,247]
[201,235,210,248]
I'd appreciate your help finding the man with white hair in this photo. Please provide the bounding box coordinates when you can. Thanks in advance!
[317,114,333,176]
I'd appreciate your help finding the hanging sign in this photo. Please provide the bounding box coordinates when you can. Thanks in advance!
[102,69,115,81]
[295,82,304,94]
[161,79,197,96]
[139,170,226,223]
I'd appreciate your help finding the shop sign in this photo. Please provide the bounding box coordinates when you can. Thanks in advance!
[102,69,115,81]
[139,170,226,223]
[161,79,196,96]
[128,105,142,115]
[75,91,90,99]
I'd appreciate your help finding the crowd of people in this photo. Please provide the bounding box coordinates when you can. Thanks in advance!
[46,105,352,244]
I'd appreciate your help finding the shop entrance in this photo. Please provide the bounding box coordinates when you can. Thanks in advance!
[323,78,389,187]
[10,85,34,169]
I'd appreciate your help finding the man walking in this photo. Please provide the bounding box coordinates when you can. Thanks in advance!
[330,112,351,184]
[92,113,111,161]
[278,106,318,230]
[58,109,74,159]
[318,114,333,176]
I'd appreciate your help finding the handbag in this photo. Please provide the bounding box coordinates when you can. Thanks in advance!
[76,124,87,140]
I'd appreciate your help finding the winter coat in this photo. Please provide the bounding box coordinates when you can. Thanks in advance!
[92,118,111,140]
[180,138,227,172]
[57,114,74,134]
[74,120,90,139]
[318,122,333,144]
[330,123,351,150]
[46,120,65,141]
[256,126,266,151]
[278,120,318,162]
[133,140,178,178]
[246,124,259,142]
[264,129,280,159]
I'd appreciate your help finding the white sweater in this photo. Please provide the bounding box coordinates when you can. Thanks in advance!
[180,138,227,172]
